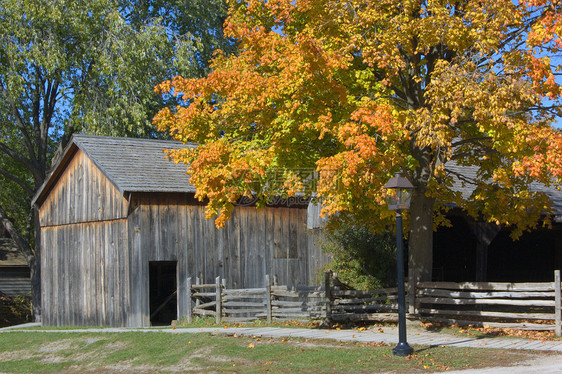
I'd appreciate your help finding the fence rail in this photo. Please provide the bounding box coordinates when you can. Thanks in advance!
[182,270,562,336]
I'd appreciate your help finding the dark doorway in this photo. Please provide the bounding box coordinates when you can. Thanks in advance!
[149,261,177,326]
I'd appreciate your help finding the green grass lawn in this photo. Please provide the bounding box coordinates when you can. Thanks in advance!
[0,330,557,373]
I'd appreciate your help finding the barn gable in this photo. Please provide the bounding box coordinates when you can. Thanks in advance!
[39,149,129,227]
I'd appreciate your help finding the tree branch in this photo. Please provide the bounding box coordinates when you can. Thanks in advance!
[0,203,34,264]
[451,137,492,147]
[0,166,34,194]
[451,147,498,160]
[445,167,478,186]
[0,80,36,160]
[0,140,37,174]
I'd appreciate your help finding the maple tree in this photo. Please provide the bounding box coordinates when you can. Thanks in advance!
[0,0,233,318]
[155,0,562,283]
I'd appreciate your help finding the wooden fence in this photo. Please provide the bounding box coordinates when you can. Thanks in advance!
[182,270,562,336]
[415,270,562,335]
[185,272,399,324]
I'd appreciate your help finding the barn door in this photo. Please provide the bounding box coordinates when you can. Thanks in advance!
[149,261,177,326]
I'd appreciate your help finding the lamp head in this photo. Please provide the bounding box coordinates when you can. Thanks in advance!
[384,172,414,211]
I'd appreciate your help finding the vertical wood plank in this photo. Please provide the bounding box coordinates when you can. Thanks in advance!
[149,197,160,261]
[40,231,47,325]
[225,210,235,287]
[127,198,142,327]
[239,208,249,288]
[107,222,115,325]
[265,274,272,323]
[120,217,129,326]
[232,211,240,288]
[186,277,192,324]
[168,196,178,261]
[112,221,121,326]
[554,270,562,336]
[265,208,274,284]
[177,198,189,321]
[325,271,332,320]
[160,195,169,260]
[297,208,308,286]
[186,205,195,284]
[256,208,265,288]
[202,210,211,283]
[217,214,225,281]
[193,206,202,282]
[195,277,200,308]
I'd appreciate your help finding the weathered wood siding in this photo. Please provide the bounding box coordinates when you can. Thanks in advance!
[126,193,329,327]
[40,151,130,326]
[39,149,128,227]
[41,221,129,326]
[0,269,31,296]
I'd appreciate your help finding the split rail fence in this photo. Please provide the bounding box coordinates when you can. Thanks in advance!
[183,270,562,336]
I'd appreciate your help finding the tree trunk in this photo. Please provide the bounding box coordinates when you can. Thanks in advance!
[408,188,435,283]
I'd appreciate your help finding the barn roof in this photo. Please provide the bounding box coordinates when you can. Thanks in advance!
[446,162,562,221]
[0,238,27,267]
[32,135,196,207]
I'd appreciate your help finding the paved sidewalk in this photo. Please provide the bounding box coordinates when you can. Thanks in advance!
[3,323,562,352]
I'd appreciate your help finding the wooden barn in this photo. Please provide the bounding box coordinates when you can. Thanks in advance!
[432,163,562,283]
[0,228,31,297]
[32,135,328,327]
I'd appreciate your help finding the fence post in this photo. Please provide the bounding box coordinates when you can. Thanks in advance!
[324,271,332,321]
[186,277,192,324]
[554,270,562,336]
[266,274,272,323]
[195,277,200,308]
[216,276,222,324]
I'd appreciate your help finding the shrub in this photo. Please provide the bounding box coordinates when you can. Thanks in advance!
[0,294,32,327]
[321,225,396,290]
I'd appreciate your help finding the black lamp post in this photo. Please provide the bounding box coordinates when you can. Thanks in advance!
[384,172,414,357]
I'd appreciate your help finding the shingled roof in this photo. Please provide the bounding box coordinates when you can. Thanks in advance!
[446,161,562,220]
[32,135,196,206]
[0,238,27,267]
